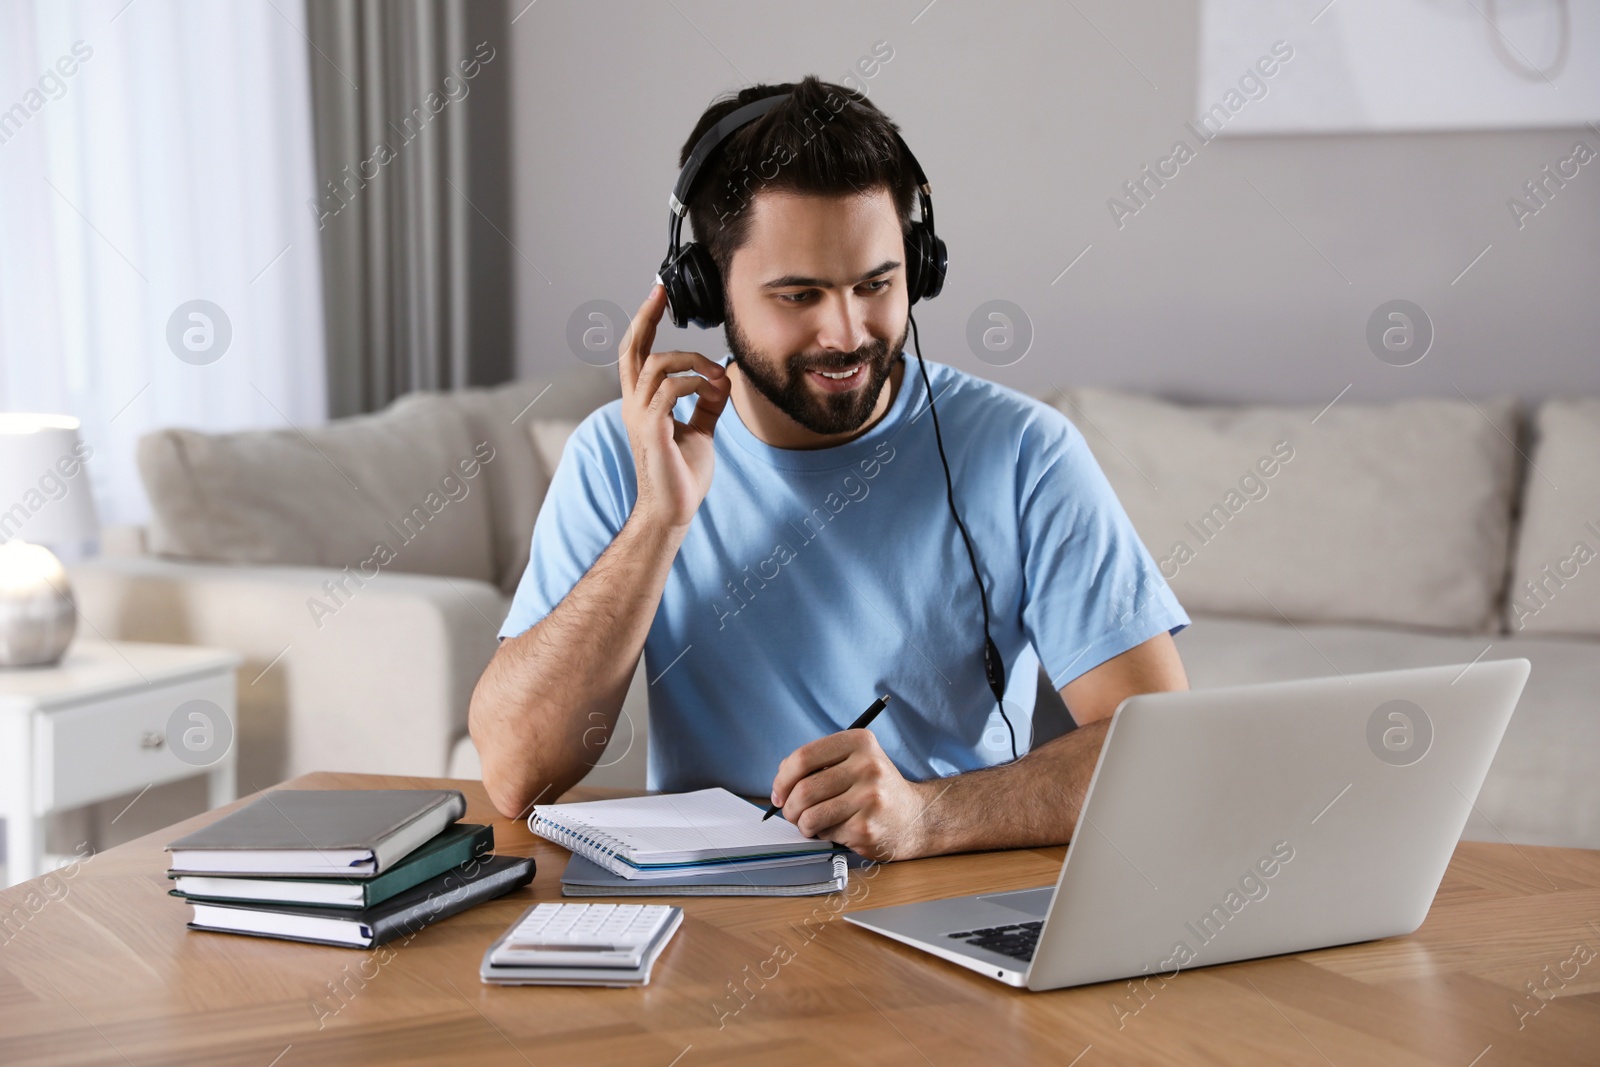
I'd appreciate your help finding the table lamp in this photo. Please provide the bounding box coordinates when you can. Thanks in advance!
[0,414,99,667]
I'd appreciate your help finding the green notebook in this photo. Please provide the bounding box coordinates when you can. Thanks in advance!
[168,824,494,909]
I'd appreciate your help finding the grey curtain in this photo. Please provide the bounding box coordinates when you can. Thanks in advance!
[304,0,513,418]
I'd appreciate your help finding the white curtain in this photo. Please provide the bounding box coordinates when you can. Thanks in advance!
[0,0,327,527]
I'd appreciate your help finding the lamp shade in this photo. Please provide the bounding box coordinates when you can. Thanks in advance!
[0,414,100,545]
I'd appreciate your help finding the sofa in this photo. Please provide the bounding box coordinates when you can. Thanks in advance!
[68,374,1600,850]
[1048,387,1600,850]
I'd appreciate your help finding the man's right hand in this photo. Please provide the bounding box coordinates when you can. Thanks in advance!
[618,284,732,530]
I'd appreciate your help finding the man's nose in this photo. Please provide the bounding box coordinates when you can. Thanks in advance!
[815,292,870,353]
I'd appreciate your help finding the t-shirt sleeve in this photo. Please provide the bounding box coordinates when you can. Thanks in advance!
[498,412,633,641]
[1016,411,1189,693]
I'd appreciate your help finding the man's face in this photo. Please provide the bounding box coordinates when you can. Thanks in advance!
[722,188,910,437]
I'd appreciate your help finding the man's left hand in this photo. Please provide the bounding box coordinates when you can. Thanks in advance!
[769,729,936,861]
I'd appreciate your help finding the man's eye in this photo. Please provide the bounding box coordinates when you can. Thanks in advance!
[777,281,888,303]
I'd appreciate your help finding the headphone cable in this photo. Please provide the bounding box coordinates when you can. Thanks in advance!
[907,310,1019,762]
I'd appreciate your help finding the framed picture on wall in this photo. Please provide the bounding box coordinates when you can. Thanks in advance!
[1198,0,1599,134]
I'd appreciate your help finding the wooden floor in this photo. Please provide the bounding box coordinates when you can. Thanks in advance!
[1,771,1597,1066]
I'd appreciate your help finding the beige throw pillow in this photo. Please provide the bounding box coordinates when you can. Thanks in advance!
[452,369,621,593]
[525,417,587,485]
[139,392,497,584]
[1049,387,1520,632]
[450,381,562,595]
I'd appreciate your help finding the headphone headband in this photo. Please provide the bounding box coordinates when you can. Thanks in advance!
[669,95,788,224]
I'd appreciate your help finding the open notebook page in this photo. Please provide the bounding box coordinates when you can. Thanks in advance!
[531,788,834,864]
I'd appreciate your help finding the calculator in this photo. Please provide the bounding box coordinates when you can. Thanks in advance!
[480,903,684,987]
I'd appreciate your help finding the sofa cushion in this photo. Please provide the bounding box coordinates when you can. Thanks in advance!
[526,418,586,484]
[449,370,621,594]
[1506,398,1600,636]
[1050,387,1520,632]
[138,392,497,583]
[1175,613,1600,849]
[445,382,546,595]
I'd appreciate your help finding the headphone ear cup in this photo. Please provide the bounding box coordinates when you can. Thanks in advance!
[904,223,948,305]
[659,242,725,329]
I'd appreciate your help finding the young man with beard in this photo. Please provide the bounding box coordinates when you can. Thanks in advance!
[470,77,1190,860]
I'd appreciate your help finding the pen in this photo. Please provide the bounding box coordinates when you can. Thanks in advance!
[761,694,890,821]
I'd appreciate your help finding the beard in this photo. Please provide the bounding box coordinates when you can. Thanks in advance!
[724,306,909,436]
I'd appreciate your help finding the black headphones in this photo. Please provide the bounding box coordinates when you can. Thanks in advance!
[657,90,1023,761]
[658,92,947,329]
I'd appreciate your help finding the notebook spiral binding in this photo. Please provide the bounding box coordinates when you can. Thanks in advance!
[529,813,635,868]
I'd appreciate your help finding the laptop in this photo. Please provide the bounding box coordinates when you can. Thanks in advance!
[844,659,1531,990]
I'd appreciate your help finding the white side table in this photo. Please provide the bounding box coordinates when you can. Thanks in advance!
[0,641,241,886]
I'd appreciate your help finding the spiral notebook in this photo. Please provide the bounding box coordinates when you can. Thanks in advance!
[529,787,833,880]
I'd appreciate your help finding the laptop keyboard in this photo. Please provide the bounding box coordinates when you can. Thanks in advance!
[945,921,1043,962]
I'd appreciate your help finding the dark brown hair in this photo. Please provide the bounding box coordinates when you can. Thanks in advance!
[677,75,917,277]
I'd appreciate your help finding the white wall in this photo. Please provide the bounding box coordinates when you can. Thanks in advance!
[506,0,1600,406]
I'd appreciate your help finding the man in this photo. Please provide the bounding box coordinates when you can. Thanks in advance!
[470,76,1190,860]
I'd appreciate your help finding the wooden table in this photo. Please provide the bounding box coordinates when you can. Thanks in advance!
[1,772,1596,1066]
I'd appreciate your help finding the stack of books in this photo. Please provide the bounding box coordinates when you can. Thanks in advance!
[165,789,535,948]
[531,788,849,897]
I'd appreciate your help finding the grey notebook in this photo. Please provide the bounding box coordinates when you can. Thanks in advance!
[166,789,467,877]
[560,852,848,897]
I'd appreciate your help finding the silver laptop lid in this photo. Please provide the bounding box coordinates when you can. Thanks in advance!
[1026,658,1529,991]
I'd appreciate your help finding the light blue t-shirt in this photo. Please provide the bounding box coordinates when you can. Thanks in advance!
[499,357,1188,795]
